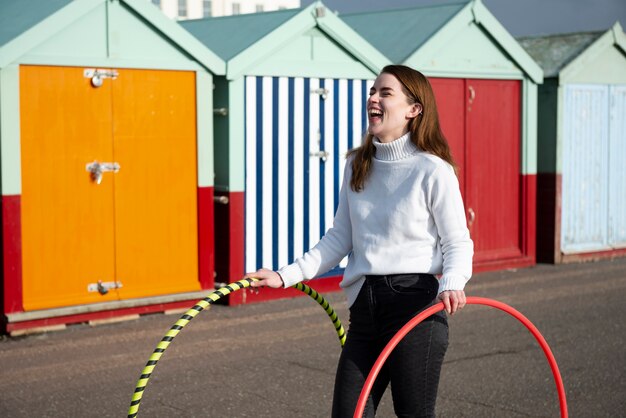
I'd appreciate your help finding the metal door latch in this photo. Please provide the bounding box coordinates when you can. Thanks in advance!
[214,195,229,204]
[84,68,119,87]
[86,161,120,184]
[311,88,329,100]
[310,150,330,162]
[88,280,123,295]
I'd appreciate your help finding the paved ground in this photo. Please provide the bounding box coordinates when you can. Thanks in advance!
[1,257,625,417]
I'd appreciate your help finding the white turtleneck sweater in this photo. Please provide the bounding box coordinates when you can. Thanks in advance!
[278,133,473,307]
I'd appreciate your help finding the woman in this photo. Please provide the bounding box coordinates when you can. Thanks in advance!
[244,65,473,417]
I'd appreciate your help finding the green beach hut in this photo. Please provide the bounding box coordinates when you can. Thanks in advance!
[343,0,543,273]
[520,23,626,263]
[0,0,224,334]
[181,1,390,304]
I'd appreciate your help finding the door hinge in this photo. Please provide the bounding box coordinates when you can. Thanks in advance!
[88,280,123,295]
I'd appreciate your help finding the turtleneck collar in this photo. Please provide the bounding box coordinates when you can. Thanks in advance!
[372,132,418,161]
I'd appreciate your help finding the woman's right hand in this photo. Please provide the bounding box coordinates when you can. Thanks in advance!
[243,268,285,288]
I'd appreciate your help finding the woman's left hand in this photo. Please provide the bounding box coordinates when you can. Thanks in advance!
[438,290,466,315]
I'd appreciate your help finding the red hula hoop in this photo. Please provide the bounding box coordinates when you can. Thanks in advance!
[353,296,568,418]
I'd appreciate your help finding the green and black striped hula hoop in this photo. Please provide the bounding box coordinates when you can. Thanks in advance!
[128,278,346,418]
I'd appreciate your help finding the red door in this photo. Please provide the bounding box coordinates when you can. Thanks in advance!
[429,78,466,196]
[431,78,522,265]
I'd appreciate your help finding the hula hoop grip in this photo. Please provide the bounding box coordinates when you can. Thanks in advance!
[353,297,568,418]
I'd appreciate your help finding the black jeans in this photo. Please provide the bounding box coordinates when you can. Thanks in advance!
[332,274,449,418]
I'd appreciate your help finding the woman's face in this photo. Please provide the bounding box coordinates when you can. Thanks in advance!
[367,73,422,143]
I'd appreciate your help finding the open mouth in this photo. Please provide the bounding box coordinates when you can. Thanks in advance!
[368,108,383,122]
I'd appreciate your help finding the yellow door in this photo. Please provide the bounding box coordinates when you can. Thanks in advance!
[20,66,200,310]
[20,65,117,310]
[112,69,200,299]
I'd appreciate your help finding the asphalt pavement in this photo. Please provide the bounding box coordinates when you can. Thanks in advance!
[1,257,625,417]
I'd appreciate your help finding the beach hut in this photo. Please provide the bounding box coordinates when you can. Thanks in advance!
[343,0,543,273]
[0,0,225,334]
[181,2,389,304]
[519,23,626,263]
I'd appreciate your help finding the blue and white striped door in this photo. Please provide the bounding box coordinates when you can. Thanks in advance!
[244,76,373,273]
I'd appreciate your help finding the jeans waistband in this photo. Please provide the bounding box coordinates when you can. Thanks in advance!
[364,273,436,281]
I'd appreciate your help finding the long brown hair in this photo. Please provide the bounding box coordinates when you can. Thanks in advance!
[348,65,456,191]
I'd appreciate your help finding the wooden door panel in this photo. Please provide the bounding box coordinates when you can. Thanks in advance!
[20,65,116,310]
[561,84,609,252]
[608,85,626,247]
[430,78,466,199]
[112,69,200,298]
[243,76,370,275]
[466,79,522,261]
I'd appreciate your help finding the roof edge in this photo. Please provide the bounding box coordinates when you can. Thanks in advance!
[227,1,390,79]
[471,0,543,83]
[402,0,472,64]
[226,2,318,78]
[611,21,626,54]
[314,3,391,74]
[0,0,101,68]
[0,0,225,74]
[560,22,626,80]
[121,0,225,74]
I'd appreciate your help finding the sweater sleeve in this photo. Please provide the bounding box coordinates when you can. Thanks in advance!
[278,162,353,288]
[428,163,474,294]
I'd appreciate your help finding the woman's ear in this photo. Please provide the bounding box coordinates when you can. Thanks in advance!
[407,103,423,119]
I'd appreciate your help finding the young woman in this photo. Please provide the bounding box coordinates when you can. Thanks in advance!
[244,65,473,417]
